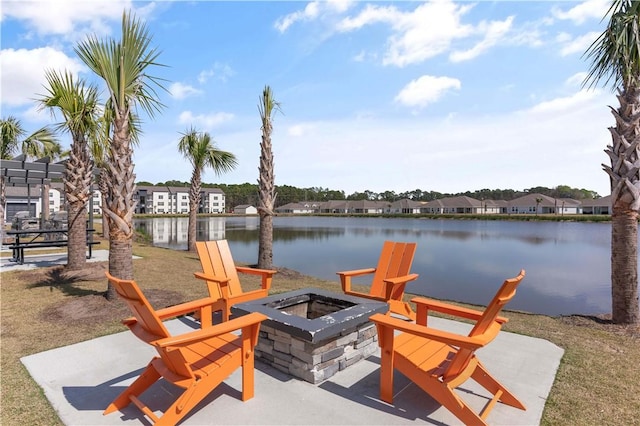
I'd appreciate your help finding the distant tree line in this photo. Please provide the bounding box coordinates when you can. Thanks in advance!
[137,180,601,209]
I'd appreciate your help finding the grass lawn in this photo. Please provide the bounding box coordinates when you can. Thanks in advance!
[1,234,639,425]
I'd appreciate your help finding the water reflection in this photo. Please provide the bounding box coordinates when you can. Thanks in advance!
[133,216,634,316]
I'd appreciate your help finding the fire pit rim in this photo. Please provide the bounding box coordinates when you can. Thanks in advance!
[231,287,388,343]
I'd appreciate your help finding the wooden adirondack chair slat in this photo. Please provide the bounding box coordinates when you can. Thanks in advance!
[195,240,277,321]
[338,241,419,320]
[370,270,527,426]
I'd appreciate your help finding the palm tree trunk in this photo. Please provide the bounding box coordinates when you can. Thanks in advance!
[67,201,87,270]
[606,88,640,324]
[258,214,273,268]
[611,207,639,323]
[187,169,201,252]
[104,115,136,300]
[64,140,92,270]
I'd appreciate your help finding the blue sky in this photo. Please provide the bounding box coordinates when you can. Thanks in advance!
[0,0,617,197]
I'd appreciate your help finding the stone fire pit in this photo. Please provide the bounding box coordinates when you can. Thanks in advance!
[232,288,388,384]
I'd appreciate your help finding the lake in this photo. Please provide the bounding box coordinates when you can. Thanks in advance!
[133,215,633,316]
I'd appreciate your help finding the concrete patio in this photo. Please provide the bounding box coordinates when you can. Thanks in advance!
[21,314,564,425]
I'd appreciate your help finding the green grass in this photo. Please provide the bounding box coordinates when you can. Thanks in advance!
[1,234,638,425]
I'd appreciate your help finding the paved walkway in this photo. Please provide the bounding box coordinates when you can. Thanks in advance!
[0,249,111,273]
[21,316,564,425]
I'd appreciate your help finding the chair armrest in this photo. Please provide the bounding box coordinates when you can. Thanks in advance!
[236,266,277,290]
[123,296,225,329]
[193,271,231,286]
[236,266,277,276]
[337,268,376,278]
[369,313,483,350]
[154,297,224,320]
[382,273,419,298]
[337,268,376,293]
[155,312,267,348]
[412,297,508,324]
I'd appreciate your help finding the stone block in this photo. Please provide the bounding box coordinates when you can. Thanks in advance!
[274,340,291,354]
[336,331,358,346]
[321,346,344,363]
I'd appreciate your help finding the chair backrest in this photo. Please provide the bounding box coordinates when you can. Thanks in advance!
[106,272,171,343]
[196,240,243,298]
[370,241,417,298]
[442,270,525,381]
[106,272,194,380]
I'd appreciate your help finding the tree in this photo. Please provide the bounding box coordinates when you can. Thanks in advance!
[75,11,166,298]
[535,197,543,216]
[178,127,237,252]
[0,117,60,238]
[584,0,640,324]
[257,85,281,269]
[38,70,101,270]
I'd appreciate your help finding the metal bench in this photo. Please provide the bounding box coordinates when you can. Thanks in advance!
[7,228,100,265]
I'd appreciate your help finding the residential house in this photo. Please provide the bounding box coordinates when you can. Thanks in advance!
[234,205,258,215]
[581,195,611,214]
[507,193,558,214]
[388,199,424,214]
[275,202,321,214]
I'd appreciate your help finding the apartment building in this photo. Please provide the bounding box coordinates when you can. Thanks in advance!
[134,185,226,214]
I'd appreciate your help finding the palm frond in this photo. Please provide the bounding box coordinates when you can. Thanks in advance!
[583,1,640,90]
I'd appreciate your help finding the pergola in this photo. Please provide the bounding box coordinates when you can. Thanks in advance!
[1,155,98,226]
[1,155,66,187]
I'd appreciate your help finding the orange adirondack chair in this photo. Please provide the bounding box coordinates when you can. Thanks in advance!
[104,272,266,426]
[337,241,419,320]
[194,240,277,321]
[369,270,526,426]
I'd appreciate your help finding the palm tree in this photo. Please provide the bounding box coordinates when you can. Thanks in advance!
[257,86,281,269]
[178,127,237,252]
[584,0,640,324]
[75,11,166,297]
[0,117,60,240]
[535,197,542,216]
[38,70,101,270]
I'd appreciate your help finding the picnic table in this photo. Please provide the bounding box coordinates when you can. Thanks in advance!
[6,228,99,264]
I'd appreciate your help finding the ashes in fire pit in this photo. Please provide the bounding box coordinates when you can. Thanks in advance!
[232,288,388,384]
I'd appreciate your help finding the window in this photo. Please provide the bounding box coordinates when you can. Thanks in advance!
[158,202,164,206]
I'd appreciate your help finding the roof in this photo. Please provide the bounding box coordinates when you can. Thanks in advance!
[508,193,557,207]
[581,195,611,207]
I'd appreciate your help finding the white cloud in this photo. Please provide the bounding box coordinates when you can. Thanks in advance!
[337,3,399,31]
[552,0,609,25]
[370,2,475,67]
[274,1,322,33]
[527,89,599,114]
[558,31,600,56]
[395,75,461,108]
[178,111,235,130]
[169,82,202,100]
[0,0,133,36]
[0,47,86,107]
[274,0,355,32]
[450,16,514,62]
[566,72,588,87]
[197,63,235,84]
